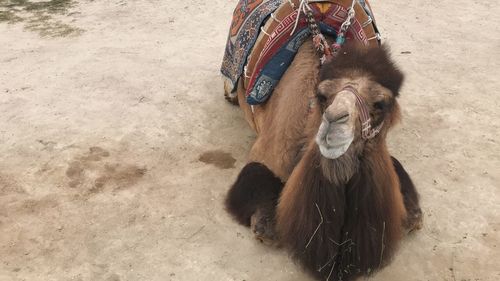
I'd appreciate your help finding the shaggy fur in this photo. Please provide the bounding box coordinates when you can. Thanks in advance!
[276,141,347,280]
[277,105,406,280]
[225,162,284,226]
[320,43,404,96]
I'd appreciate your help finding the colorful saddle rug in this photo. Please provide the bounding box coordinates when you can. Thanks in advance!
[221,0,381,105]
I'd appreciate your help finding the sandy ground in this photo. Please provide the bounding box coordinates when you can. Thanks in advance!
[0,0,499,280]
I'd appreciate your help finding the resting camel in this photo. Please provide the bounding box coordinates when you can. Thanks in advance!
[224,41,422,281]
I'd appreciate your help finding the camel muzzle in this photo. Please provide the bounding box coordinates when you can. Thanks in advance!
[315,91,357,159]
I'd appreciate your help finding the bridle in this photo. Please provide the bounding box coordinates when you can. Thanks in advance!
[342,85,384,140]
[296,1,382,139]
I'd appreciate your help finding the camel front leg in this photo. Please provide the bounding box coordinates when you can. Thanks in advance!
[225,162,284,244]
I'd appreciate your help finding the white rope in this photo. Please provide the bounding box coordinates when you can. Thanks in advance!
[362,16,372,28]
[350,0,357,9]
[270,13,281,24]
[260,26,271,36]
[290,0,312,36]
[367,33,381,41]
[244,65,250,78]
[340,0,357,33]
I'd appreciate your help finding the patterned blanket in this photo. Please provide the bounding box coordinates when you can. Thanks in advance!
[221,0,380,105]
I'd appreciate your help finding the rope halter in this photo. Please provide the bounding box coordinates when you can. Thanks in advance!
[342,85,384,140]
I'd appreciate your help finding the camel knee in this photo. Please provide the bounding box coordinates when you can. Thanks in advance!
[225,162,283,226]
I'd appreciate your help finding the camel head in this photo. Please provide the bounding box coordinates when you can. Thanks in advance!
[314,43,404,161]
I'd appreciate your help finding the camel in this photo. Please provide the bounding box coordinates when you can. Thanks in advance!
[224,40,422,281]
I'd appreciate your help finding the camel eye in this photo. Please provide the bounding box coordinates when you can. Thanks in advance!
[373,100,387,111]
[316,92,327,103]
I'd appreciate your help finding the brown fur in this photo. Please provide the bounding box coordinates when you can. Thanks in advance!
[276,104,406,280]
[225,162,283,226]
[239,42,320,180]
[320,42,404,97]
[226,41,419,280]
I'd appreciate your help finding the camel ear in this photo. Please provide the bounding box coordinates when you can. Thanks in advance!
[366,44,405,97]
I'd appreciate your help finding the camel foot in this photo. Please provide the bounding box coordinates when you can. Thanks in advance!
[250,204,279,246]
[405,208,423,233]
[224,91,239,105]
[224,83,239,105]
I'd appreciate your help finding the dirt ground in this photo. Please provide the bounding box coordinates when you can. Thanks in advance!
[0,0,499,280]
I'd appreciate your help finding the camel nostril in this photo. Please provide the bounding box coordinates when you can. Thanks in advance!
[326,112,350,123]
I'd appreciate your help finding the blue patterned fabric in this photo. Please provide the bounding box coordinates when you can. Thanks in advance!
[247,25,338,104]
[220,0,282,92]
